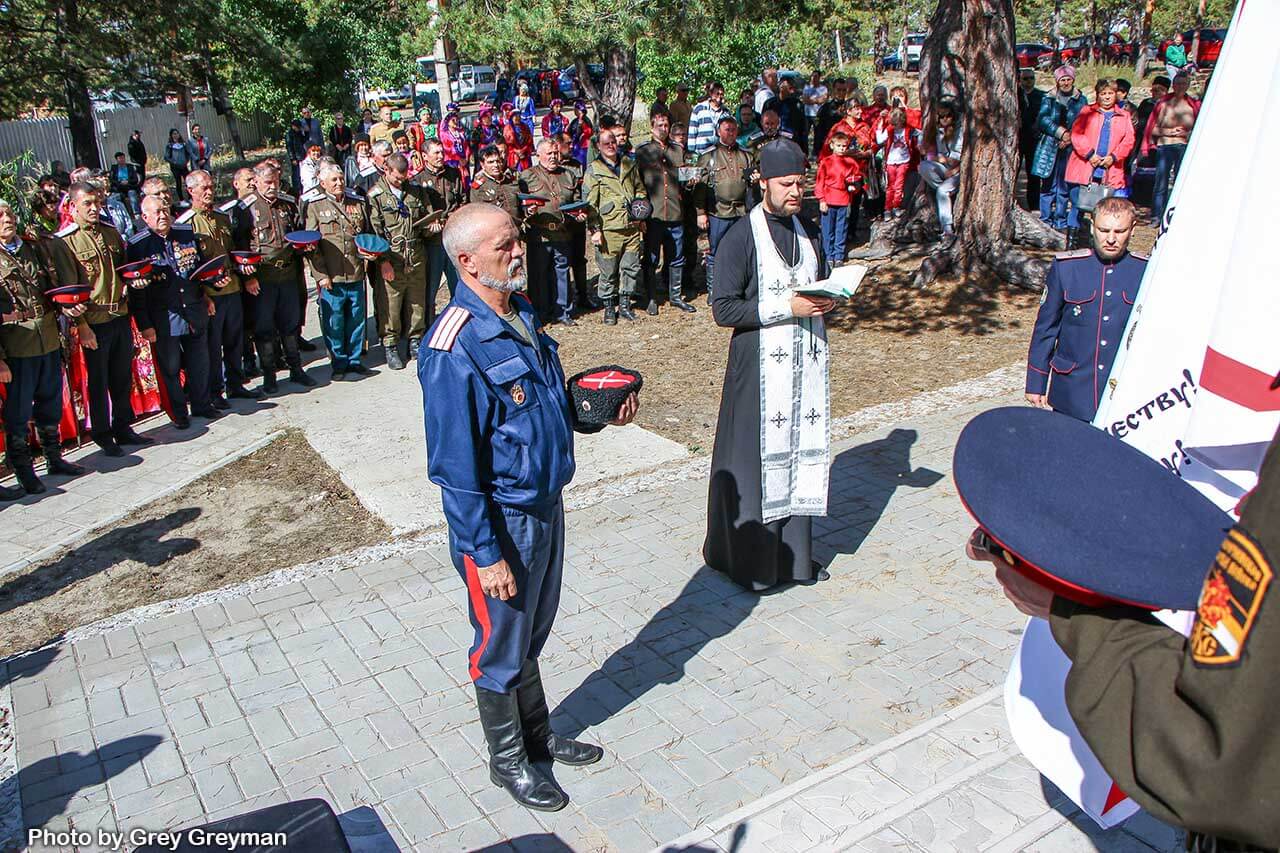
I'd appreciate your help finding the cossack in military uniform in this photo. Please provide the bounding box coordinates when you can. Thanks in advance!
[367,176,434,367]
[694,140,756,293]
[519,163,579,324]
[414,164,465,320]
[583,154,647,322]
[304,189,371,377]
[1026,247,1147,422]
[0,234,84,496]
[127,223,214,424]
[178,204,259,405]
[418,281,603,813]
[240,191,312,391]
[635,137,695,312]
[50,219,145,454]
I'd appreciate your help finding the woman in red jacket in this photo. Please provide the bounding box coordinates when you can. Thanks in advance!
[1066,79,1136,201]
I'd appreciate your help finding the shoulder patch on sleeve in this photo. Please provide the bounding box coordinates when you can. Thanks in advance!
[367,185,383,198]
[1054,248,1094,260]
[1130,251,1150,261]
[54,223,79,238]
[301,189,324,203]
[427,306,472,351]
[175,208,195,224]
[240,194,257,207]
[217,199,238,213]
[344,190,364,202]
[97,215,118,229]
[128,229,151,244]
[276,192,296,204]
[1191,526,1273,667]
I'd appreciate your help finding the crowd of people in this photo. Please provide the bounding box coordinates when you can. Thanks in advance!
[1,60,1206,502]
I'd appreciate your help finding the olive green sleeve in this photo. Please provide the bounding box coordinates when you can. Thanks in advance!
[49,238,78,288]
[583,168,603,232]
[1050,428,1280,847]
[302,205,330,281]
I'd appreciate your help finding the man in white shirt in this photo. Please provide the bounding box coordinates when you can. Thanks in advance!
[753,67,779,116]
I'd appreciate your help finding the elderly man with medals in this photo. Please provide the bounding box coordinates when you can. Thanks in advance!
[703,139,836,591]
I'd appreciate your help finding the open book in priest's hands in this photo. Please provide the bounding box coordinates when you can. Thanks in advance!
[792,263,868,299]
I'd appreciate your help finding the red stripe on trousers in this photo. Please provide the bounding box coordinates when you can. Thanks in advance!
[462,555,493,682]
[1200,347,1280,411]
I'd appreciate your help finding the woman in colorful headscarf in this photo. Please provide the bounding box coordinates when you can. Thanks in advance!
[541,98,569,140]
[471,105,501,174]
[515,81,537,129]
[407,106,436,153]
[568,101,593,166]
[501,103,534,171]
[439,107,471,186]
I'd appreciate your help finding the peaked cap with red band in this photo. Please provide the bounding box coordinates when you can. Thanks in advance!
[953,406,1232,611]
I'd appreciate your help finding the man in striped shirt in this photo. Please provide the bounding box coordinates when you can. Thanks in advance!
[687,82,732,158]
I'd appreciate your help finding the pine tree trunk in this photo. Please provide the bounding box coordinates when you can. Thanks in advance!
[57,0,100,169]
[577,45,637,132]
[908,0,1059,289]
[200,40,244,161]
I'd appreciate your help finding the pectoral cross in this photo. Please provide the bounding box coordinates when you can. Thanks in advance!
[770,412,787,429]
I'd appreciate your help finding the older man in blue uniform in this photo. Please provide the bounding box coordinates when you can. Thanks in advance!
[419,202,639,813]
[128,195,217,429]
[1026,196,1147,422]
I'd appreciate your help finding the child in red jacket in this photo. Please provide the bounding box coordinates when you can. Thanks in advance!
[815,131,863,264]
[876,108,920,217]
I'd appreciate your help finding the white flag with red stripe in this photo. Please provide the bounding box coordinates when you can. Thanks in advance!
[1006,0,1280,831]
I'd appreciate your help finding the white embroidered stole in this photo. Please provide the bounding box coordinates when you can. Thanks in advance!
[750,205,830,524]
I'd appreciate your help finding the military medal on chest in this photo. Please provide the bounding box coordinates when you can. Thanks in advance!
[1072,305,1083,317]
[510,383,526,405]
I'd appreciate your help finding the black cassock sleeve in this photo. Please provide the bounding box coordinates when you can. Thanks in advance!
[710,213,827,331]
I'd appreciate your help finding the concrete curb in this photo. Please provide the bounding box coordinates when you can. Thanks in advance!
[0,661,19,853]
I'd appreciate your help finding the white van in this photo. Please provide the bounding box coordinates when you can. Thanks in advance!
[457,65,497,102]
[900,32,927,72]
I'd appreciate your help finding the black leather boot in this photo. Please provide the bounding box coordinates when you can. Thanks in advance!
[669,269,697,313]
[37,426,85,477]
[517,660,603,766]
[618,298,637,322]
[6,432,45,495]
[475,686,567,812]
[258,339,278,394]
[0,480,22,500]
[283,336,317,387]
[603,299,617,325]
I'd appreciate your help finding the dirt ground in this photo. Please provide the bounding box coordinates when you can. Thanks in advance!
[0,431,388,657]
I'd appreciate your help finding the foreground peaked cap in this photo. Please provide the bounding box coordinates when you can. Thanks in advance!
[953,406,1232,611]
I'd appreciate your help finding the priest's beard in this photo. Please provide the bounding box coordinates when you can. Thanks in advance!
[479,258,527,293]
[762,179,803,216]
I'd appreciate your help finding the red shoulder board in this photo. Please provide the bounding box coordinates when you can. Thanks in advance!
[427,306,471,351]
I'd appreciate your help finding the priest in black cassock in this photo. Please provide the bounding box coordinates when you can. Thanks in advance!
[703,139,837,592]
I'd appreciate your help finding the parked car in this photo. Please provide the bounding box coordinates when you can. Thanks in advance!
[879,50,902,71]
[456,64,497,102]
[900,32,926,72]
[1015,43,1053,69]
[556,63,605,100]
[1160,28,1227,67]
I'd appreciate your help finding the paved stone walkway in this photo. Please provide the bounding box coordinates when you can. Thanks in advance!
[1,388,1180,852]
[0,301,687,571]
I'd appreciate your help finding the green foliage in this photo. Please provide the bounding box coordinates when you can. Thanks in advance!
[0,152,38,217]
[635,22,784,102]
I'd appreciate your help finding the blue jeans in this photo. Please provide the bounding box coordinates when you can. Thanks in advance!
[644,220,686,300]
[1039,150,1077,230]
[318,280,367,371]
[821,205,849,265]
[425,242,458,323]
[705,215,738,294]
[1152,143,1187,224]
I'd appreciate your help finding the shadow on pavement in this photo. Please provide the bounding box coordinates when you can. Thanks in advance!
[0,507,202,616]
[553,565,759,738]
[0,644,60,690]
[13,734,162,830]
[814,427,944,565]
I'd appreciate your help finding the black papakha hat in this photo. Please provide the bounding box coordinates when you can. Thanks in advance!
[567,365,643,430]
[758,138,807,178]
[953,406,1232,611]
